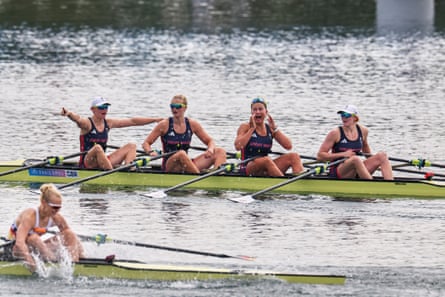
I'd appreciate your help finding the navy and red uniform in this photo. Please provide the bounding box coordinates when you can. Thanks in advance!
[79,118,109,167]
[240,124,273,175]
[161,117,193,170]
[329,126,363,178]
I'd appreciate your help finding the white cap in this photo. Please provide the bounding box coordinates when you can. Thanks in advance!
[91,97,111,107]
[337,104,359,116]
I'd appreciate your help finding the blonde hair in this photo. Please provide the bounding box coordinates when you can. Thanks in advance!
[172,94,188,106]
[40,183,62,203]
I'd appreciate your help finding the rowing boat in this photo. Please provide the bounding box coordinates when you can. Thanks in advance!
[0,159,444,199]
[0,257,346,285]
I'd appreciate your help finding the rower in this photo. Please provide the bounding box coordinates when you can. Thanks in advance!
[142,94,227,173]
[317,104,393,180]
[7,184,84,272]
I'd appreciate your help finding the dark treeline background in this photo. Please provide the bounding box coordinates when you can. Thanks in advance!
[0,0,444,31]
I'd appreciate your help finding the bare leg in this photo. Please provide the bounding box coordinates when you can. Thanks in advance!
[108,143,137,167]
[246,156,284,177]
[338,156,373,179]
[26,234,57,262]
[274,152,304,174]
[85,144,113,170]
[166,150,200,173]
[365,151,394,180]
[193,147,227,170]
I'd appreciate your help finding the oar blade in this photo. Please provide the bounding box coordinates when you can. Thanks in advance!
[141,190,167,199]
[228,195,256,204]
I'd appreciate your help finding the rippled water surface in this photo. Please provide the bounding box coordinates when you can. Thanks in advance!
[1,1,445,296]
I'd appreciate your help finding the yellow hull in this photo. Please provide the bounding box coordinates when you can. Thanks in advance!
[0,258,346,285]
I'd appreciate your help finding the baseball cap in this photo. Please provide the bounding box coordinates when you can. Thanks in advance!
[337,104,359,116]
[91,97,111,107]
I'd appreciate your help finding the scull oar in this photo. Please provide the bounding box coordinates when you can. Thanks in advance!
[142,156,259,198]
[361,152,445,169]
[391,167,445,178]
[388,156,445,169]
[57,151,176,190]
[77,233,255,261]
[229,158,347,204]
[0,151,86,177]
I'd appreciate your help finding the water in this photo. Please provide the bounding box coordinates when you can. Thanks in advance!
[1,1,445,296]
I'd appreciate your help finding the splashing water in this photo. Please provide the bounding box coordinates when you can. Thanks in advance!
[32,237,75,281]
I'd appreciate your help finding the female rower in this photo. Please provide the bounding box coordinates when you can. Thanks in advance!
[317,104,393,180]
[62,97,163,170]
[142,94,227,173]
[234,97,304,176]
[8,184,84,272]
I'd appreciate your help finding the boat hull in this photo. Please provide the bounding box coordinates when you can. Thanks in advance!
[0,258,346,285]
[0,161,444,199]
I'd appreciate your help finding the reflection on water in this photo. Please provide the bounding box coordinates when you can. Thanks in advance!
[160,201,191,234]
[376,0,434,35]
[79,198,109,215]
[1,0,445,34]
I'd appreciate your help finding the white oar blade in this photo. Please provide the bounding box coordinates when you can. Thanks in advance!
[141,191,167,199]
[228,195,256,204]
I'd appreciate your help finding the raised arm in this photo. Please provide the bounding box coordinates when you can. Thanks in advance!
[234,122,255,151]
[61,107,92,134]
[107,117,164,129]
[267,113,292,150]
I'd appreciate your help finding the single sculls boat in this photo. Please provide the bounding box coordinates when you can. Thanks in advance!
[0,255,346,285]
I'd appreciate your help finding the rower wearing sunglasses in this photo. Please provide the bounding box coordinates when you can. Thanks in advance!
[234,97,304,177]
[61,97,162,170]
[317,104,393,180]
[6,184,84,272]
[142,94,227,173]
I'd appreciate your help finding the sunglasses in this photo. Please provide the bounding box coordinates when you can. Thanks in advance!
[251,97,266,104]
[47,202,62,211]
[97,105,109,110]
[251,97,267,108]
[170,103,186,109]
[340,112,353,118]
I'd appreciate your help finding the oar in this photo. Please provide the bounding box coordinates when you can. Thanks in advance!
[229,158,347,204]
[0,151,86,177]
[360,152,445,169]
[142,156,259,198]
[391,168,445,179]
[57,151,176,190]
[389,157,445,169]
[76,233,255,261]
